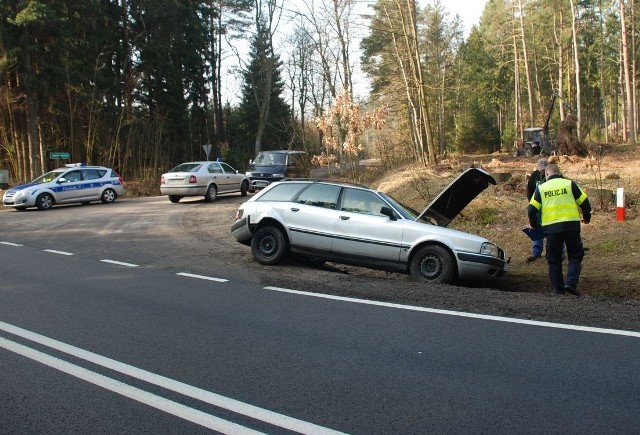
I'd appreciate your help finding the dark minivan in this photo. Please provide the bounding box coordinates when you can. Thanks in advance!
[245,150,308,192]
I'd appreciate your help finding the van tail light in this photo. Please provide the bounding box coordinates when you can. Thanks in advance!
[189,175,197,184]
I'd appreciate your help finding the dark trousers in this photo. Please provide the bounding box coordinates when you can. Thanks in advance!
[545,231,584,291]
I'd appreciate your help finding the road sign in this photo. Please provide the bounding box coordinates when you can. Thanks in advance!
[50,152,71,159]
[202,144,212,160]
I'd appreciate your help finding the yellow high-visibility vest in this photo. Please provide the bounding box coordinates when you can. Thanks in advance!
[530,178,587,226]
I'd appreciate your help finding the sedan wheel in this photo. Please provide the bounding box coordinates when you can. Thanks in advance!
[36,193,54,210]
[251,226,287,265]
[168,195,182,203]
[409,245,456,284]
[204,185,217,202]
[240,180,249,196]
[101,188,117,204]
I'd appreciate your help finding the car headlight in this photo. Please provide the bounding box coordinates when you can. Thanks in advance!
[272,173,285,178]
[481,242,499,257]
[245,172,252,176]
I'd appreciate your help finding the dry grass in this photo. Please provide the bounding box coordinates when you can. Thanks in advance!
[376,144,640,301]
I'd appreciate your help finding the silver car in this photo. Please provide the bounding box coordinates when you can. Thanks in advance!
[160,161,250,203]
[231,168,509,285]
[2,164,125,211]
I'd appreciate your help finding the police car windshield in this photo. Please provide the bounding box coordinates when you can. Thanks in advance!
[32,170,64,184]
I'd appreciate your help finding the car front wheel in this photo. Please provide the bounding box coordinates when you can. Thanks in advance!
[101,188,117,204]
[240,180,249,196]
[251,226,287,265]
[36,193,54,210]
[409,245,456,284]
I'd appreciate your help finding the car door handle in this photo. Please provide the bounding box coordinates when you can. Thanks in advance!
[291,208,300,212]
[340,216,350,220]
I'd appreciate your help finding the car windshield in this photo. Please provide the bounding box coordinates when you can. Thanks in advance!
[378,191,432,224]
[31,171,64,184]
[170,163,202,173]
[254,152,286,165]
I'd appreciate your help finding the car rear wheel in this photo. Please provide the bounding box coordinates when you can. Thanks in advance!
[251,226,287,265]
[409,245,456,284]
[168,195,182,203]
[240,180,249,196]
[36,193,54,210]
[101,188,117,204]
[204,185,217,202]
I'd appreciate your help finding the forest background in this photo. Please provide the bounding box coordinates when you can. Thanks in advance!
[1,0,638,186]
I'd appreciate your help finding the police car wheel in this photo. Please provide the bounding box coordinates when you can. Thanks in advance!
[36,193,54,210]
[101,188,117,204]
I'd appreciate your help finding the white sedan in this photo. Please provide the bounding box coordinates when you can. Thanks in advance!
[160,161,249,203]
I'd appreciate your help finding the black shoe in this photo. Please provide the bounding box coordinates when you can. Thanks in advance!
[553,289,565,295]
[564,286,581,296]
[527,254,541,262]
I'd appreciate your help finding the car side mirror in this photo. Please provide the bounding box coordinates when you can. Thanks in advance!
[58,178,67,183]
[249,159,253,165]
[380,206,397,221]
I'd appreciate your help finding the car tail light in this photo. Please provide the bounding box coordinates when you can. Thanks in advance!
[235,209,244,220]
[189,175,197,184]
[161,175,165,184]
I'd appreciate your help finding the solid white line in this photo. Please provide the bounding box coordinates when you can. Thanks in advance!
[100,259,139,268]
[263,286,640,338]
[0,241,23,247]
[43,249,74,256]
[0,337,263,434]
[176,272,228,283]
[0,321,343,435]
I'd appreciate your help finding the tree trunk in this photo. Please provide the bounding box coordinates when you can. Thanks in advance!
[569,0,582,139]
[620,0,637,143]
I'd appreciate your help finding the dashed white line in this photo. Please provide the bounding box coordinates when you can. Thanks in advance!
[264,286,640,338]
[176,272,228,283]
[100,259,139,268]
[43,249,74,256]
[0,241,23,246]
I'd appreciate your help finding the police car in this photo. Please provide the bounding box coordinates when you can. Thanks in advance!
[2,163,125,211]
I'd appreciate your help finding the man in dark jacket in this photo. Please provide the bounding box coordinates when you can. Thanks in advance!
[528,163,591,296]
[526,158,548,261]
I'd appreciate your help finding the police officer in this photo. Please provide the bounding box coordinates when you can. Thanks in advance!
[528,163,591,295]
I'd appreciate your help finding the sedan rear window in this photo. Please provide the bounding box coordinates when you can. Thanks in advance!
[170,163,202,172]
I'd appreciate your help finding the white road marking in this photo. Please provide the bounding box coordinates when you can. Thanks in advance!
[176,272,228,283]
[0,321,343,435]
[0,337,263,434]
[264,286,640,338]
[100,259,139,268]
[43,249,74,256]
[0,241,23,247]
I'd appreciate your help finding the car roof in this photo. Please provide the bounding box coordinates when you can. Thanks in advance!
[417,167,496,227]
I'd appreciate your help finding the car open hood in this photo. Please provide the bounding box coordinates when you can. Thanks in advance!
[416,167,496,227]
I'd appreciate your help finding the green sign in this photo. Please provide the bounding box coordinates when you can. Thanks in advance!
[50,152,71,159]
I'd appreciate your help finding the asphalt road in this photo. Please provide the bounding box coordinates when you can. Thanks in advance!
[1,198,639,433]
